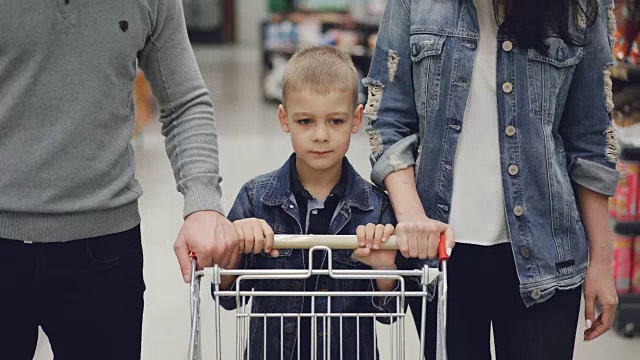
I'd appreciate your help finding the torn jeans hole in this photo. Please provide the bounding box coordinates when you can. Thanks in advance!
[605,126,619,164]
[366,127,383,158]
[604,66,614,113]
[362,78,384,122]
[389,154,410,172]
[607,6,617,47]
[388,50,399,83]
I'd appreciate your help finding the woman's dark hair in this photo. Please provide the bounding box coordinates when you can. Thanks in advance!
[495,0,599,54]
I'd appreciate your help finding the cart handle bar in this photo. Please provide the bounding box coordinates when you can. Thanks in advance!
[191,234,449,261]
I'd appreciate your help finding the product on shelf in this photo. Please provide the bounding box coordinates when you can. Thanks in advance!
[615,161,640,221]
[633,237,640,293]
[612,84,640,127]
[261,5,382,103]
[614,235,634,295]
[132,70,155,137]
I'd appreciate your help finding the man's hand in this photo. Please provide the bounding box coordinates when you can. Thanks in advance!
[583,261,618,341]
[174,210,239,283]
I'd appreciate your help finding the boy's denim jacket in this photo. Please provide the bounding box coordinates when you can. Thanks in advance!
[365,0,619,307]
[215,156,402,359]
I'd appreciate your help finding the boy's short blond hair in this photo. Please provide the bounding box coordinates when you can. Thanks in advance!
[282,46,359,107]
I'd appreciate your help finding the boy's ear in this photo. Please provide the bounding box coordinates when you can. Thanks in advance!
[278,104,290,133]
[352,104,364,134]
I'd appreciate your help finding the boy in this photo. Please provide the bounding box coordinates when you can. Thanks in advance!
[217,46,399,359]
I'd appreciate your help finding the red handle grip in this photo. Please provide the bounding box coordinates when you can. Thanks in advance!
[438,233,449,262]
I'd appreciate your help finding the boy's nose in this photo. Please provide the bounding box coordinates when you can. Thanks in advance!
[313,126,329,142]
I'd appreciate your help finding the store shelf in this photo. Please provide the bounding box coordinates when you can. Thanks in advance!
[611,63,640,84]
[614,221,640,235]
[260,12,380,103]
[615,293,640,338]
[264,47,372,60]
[619,145,640,162]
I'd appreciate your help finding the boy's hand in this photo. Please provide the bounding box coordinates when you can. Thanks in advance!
[233,218,279,257]
[353,224,396,269]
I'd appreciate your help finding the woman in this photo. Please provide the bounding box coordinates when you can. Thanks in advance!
[365,0,619,358]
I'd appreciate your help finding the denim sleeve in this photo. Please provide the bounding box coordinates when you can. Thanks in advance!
[364,0,419,188]
[559,0,620,197]
[226,182,255,222]
[214,183,255,310]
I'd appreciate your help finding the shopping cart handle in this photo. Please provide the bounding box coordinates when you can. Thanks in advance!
[438,233,450,263]
[272,235,397,250]
[273,234,450,261]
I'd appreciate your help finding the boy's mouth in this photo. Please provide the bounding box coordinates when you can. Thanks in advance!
[309,151,332,156]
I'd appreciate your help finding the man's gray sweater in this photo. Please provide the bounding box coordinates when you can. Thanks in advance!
[0,0,223,242]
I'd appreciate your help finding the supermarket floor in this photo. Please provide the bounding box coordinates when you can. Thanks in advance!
[32,45,640,359]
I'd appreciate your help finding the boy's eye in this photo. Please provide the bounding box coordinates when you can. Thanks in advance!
[330,119,345,125]
[297,119,312,125]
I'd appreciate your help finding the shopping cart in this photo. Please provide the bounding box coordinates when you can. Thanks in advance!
[188,235,449,360]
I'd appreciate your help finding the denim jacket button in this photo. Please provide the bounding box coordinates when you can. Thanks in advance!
[521,246,532,258]
[505,126,516,137]
[531,289,541,300]
[502,82,514,94]
[502,40,514,52]
[508,165,519,176]
[289,204,295,209]
[514,206,524,217]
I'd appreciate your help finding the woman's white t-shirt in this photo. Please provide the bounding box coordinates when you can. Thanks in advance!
[449,0,510,246]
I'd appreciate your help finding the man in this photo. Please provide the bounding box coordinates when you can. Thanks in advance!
[0,1,237,359]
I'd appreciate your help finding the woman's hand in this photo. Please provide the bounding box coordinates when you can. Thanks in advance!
[395,213,454,260]
[583,261,618,341]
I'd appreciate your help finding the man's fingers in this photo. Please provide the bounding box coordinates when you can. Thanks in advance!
[196,255,214,273]
[218,248,233,270]
[174,237,192,283]
[221,248,241,269]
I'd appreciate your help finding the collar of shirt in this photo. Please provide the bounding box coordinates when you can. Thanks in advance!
[289,153,348,202]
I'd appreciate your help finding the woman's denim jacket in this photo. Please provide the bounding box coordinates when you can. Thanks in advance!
[364,0,619,306]
[215,157,402,359]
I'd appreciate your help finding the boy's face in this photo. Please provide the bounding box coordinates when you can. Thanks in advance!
[279,90,363,173]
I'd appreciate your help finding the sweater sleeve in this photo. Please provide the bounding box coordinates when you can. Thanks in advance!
[138,0,223,217]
